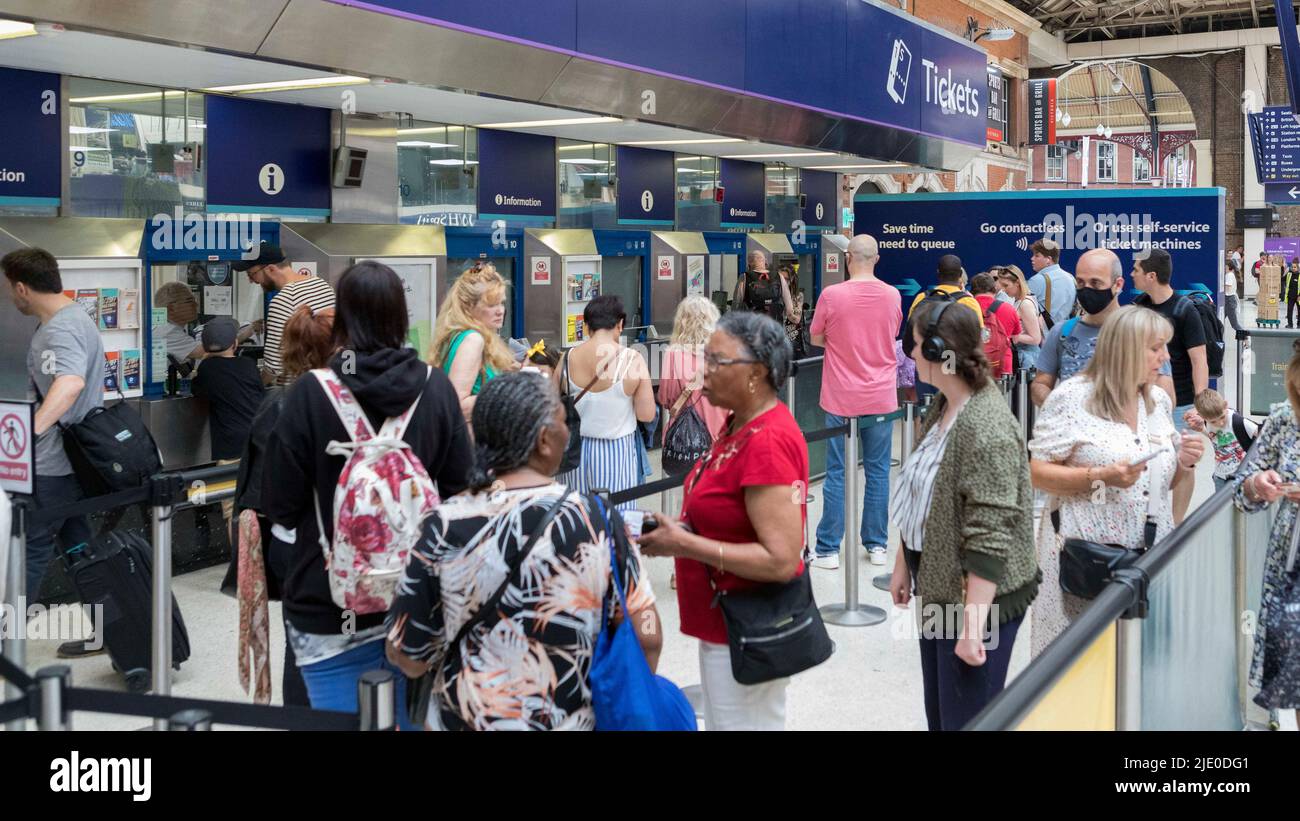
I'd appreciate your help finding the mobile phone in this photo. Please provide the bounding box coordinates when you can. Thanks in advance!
[622,510,658,539]
[1130,448,1167,467]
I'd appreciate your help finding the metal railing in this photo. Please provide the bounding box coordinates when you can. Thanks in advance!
[1,462,398,731]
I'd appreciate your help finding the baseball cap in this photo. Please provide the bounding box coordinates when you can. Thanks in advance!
[233,241,287,272]
[201,317,239,352]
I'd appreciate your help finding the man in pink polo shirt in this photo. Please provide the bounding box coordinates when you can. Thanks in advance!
[809,233,903,569]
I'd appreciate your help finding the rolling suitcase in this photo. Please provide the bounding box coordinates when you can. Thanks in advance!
[65,530,191,693]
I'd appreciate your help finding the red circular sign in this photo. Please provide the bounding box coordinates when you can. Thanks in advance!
[0,413,26,459]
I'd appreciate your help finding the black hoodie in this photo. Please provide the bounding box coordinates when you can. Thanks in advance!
[263,347,473,635]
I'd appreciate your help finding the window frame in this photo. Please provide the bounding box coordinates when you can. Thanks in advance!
[1045,144,1065,181]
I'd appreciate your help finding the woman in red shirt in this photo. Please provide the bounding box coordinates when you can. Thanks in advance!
[638,311,809,731]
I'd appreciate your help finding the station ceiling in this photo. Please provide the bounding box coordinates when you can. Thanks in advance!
[1007,0,1286,42]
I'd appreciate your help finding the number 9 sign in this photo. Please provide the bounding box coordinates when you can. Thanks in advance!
[73,150,86,169]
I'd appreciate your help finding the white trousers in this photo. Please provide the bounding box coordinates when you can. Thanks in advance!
[698,641,788,731]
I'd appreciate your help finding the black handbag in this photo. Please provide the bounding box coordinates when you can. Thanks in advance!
[559,353,598,474]
[405,490,573,728]
[662,388,712,477]
[711,567,835,685]
[36,382,163,496]
[1054,508,1157,600]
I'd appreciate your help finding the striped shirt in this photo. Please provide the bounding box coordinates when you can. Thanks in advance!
[264,276,335,385]
[890,418,953,554]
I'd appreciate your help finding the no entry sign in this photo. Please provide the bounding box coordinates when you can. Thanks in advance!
[0,400,35,496]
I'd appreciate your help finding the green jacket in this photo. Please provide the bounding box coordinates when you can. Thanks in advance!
[914,383,1040,624]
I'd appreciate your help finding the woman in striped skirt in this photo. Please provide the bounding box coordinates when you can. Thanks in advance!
[554,295,656,510]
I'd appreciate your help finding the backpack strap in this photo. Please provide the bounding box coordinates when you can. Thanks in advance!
[1231,412,1257,451]
[1062,317,1079,339]
[310,368,377,443]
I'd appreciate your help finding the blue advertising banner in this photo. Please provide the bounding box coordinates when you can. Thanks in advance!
[331,0,987,147]
[0,67,61,207]
[801,170,837,230]
[616,146,675,226]
[854,189,1225,303]
[206,96,331,217]
[477,129,556,223]
[720,159,764,229]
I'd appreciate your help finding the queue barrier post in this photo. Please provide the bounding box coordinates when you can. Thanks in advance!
[820,416,887,627]
[1236,330,1249,415]
[168,709,213,731]
[149,474,185,731]
[3,502,27,731]
[1016,368,1031,443]
[35,665,71,731]
[358,669,397,731]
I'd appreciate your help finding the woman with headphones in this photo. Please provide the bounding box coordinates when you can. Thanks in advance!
[888,293,1040,731]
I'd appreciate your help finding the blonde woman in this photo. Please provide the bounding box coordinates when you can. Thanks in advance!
[995,264,1044,372]
[430,263,517,417]
[1027,305,1204,655]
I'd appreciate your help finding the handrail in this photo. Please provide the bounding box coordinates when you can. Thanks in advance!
[966,472,1244,730]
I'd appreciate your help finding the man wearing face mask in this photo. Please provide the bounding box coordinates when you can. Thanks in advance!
[1031,248,1173,408]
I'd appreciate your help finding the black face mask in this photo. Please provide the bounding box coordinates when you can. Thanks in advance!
[1077,285,1116,315]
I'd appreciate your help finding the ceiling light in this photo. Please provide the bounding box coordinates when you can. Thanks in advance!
[68,146,112,151]
[1055,108,1063,123]
[622,138,744,146]
[1062,112,1072,126]
[723,152,838,159]
[1104,126,1113,139]
[559,158,611,165]
[805,164,901,170]
[559,143,601,151]
[1096,124,1106,136]
[204,76,370,94]
[429,159,478,166]
[69,90,188,104]
[69,126,116,135]
[474,116,621,128]
[398,126,465,135]
[0,19,37,40]
[397,140,456,148]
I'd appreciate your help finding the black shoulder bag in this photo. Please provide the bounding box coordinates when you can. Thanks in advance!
[686,455,834,685]
[559,353,599,474]
[1054,488,1159,600]
[35,381,163,496]
[405,489,573,728]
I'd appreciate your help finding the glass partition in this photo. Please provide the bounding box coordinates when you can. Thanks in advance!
[780,359,828,479]
[557,140,616,228]
[675,155,720,231]
[765,166,800,233]
[397,122,478,227]
[67,79,205,218]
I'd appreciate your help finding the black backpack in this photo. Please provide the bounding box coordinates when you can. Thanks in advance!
[738,271,785,321]
[1182,292,1225,379]
[900,287,973,360]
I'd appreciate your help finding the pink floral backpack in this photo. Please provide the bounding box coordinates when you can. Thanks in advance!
[310,367,439,614]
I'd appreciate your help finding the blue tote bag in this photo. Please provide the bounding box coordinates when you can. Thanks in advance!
[588,494,697,732]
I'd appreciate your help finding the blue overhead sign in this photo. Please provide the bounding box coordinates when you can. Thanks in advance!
[720,159,764,229]
[1266,181,1300,205]
[854,188,1225,304]
[331,0,988,148]
[616,146,675,226]
[0,67,61,207]
[206,96,332,217]
[801,170,837,230]
[477,129,556,223]
[1249,106,1300,182]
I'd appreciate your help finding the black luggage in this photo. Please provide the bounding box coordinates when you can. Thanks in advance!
[65,530,190,692]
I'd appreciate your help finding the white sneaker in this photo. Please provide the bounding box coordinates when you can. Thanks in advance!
[812,554,840,570]
[868,547,888,566]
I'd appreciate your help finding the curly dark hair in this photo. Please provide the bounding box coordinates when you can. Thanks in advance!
[466,373,563,492]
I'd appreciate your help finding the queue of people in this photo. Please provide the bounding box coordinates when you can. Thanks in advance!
[11,225,1298,733]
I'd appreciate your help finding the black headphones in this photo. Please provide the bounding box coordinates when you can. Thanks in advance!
[920,297,956,363]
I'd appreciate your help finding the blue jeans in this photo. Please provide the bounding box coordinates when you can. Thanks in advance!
[26,473,93,596]
[299,638,420,731]
[815,412,893,556]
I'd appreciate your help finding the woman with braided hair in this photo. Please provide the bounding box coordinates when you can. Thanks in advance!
[386,372,664,730]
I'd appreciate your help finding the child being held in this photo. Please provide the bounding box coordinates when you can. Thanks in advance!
[1186,389,1260,491]
[525,338,561,379]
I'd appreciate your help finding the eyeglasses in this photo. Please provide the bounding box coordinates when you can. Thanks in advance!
[703,352,759,372]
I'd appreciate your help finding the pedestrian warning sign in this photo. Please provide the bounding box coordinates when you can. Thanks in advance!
[0,400,35,496]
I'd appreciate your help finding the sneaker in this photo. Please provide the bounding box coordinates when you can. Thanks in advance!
[812,554,840,570]
[868,547,888,566]
[57,639,106,659]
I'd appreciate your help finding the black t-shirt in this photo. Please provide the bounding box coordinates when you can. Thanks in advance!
[192,356,266,461]
[1135,293,1206,406]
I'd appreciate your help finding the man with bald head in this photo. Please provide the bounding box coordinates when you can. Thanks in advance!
[1031,247,1173,407]
[808,233,903,569]
[735,248,799,326]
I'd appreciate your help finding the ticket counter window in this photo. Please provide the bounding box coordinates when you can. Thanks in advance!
[151,260,263,371]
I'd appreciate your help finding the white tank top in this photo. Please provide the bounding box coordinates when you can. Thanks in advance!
[570,348,638,440]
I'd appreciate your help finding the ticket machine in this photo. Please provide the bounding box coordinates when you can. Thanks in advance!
[521,228,601,347]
